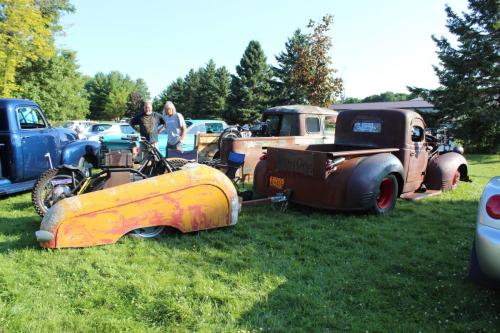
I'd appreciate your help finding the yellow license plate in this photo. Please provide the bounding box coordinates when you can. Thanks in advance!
[269,176,284,190]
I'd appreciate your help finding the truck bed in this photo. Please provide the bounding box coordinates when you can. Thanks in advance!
[266,144,399,178]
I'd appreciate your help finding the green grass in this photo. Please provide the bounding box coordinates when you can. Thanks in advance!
[0,154,499,332]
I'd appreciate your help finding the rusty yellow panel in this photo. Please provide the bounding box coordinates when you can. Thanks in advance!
[37,164,239,248]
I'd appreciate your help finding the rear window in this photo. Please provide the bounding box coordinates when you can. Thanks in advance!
[306,117,320,133]
[120,125,136,134]
[353,121,381,133]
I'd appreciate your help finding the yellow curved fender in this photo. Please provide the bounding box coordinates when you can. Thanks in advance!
[36,164,239,248]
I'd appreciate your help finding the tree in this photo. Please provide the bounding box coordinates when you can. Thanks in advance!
[0,0,73,96]
[361,91,417,103]
[410,0,499,152]
[272,29,310,105]
[273,15,343,107]
[155,60,231,120]
[15,50,89,120]
[125,79,150,118]
[154,77,185,113]
[85,71,149,120]
[228,40,273,123]
[198,60,229,119]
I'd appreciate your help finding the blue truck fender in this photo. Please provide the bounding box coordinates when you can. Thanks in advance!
[60,140,101,168]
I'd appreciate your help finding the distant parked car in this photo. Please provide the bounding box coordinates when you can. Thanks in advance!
[61,120,96,139]
[86,123,138,141]
[469,176,500,289]
[157,119,227,157]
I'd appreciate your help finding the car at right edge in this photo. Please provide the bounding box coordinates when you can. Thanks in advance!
[469,176,500,289]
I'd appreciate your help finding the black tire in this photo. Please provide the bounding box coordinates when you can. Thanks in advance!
[217,127,242,150]
[32,168,80,218]
[469,239,500,289]
[371,174,398,214]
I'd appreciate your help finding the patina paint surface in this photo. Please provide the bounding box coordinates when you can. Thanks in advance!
[39,164,238,248]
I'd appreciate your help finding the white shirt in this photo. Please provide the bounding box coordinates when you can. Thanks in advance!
[165,112,186,145]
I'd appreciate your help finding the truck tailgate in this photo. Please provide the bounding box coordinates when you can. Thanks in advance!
[266,147,399,179]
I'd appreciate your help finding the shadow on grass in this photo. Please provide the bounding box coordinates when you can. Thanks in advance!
[154,197,498,332]
[0,216,39,252]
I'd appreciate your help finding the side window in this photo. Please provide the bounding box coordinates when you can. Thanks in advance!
[17,107,46,129]
[0,107,8,131]
[264,115,281,136]
[324,116,336,135]
[306,117,320,133]
[279,115,293,136]
[412,126,424,142]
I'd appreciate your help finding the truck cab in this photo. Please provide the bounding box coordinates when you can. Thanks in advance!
[218,105,338,178]
[0,99,100,195]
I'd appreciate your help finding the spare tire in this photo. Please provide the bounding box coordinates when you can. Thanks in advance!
[217,127,242,150]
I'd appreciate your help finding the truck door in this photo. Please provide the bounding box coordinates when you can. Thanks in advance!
[406,118,428,183]
[17,106,58,180]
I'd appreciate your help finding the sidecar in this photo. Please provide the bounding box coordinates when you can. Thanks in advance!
[35,163,239,248]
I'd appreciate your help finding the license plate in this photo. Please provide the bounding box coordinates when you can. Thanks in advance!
[269,176,284,190]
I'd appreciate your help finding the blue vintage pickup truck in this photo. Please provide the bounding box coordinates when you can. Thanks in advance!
[0,99,100,195]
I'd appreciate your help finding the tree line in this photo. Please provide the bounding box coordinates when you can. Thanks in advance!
[0,0,497,151]
[0,2,343,124]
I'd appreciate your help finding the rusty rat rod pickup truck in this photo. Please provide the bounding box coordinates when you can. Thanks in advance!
[217,105,338,179]
[253,109,468,213]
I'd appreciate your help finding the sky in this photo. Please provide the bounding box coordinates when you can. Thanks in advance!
[57,0,470,100]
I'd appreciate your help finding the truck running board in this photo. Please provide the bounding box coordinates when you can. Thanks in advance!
[400,190,442,201]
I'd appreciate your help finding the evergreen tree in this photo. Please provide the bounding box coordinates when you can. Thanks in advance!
[154,77,185,113]
[272,29,310,105]
[410,0,499,152]
[215,66,231,118]
[183,68,203,118]
[125,78,150,118]
[229,40,273,123]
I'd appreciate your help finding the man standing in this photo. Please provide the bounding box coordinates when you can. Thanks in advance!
[129,100,165,147]
[163,101,187,150]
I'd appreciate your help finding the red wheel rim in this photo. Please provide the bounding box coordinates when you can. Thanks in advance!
[376,177,394,209]
[452,170,460,186]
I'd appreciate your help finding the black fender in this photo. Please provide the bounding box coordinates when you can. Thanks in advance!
[61,140,101,168]
[345,153,404,210]
[425,152,468,191]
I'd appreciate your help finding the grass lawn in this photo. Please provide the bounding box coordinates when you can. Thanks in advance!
[0,154,499,332]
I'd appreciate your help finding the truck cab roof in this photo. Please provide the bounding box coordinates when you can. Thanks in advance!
[265,105,338,116]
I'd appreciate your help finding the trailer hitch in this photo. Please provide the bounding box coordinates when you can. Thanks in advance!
[241,189,291,212]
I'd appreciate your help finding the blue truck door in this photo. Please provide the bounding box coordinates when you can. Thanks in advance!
[16,106,59,180]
